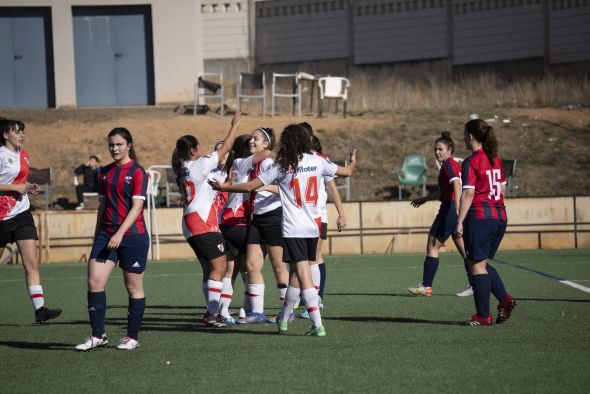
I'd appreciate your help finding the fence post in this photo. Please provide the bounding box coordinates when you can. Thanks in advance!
[359,201,364,254]
[573,196,578,249]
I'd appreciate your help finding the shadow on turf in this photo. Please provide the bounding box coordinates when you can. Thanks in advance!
[0,341,73,350]
[324,316,463,326]
[328,292,458,298]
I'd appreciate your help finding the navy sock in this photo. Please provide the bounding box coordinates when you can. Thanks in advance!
[464,259,474,286]
[318,263,326,299]
[127,297,146,340]
[487,264,508,302]
[422,256,439,287]
[472,274,491,317]
[88,291,106,338]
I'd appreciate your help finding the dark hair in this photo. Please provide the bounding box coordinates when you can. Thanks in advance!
[253,127,275,151]
[299,122,313,136]
[108,127,137,162]
[435,132,455,154]
[276,124,312,174]
[224,134,251,174]
[172,135,198,192]
[464,119,498,165]
[89,155,100,162]
[311,135,323,154]
[0,119,25,146]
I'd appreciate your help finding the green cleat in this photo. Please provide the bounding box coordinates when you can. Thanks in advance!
[304,325,326,337]
[277,319,288,334]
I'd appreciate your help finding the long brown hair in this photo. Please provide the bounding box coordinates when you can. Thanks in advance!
[464,119,498,165]
[276,124,312,175]
[171,135,198,191]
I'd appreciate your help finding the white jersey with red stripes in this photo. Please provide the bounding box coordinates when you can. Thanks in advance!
[209,167,228,224]
[250,157,281,215]
[220,156,252,226]
[258,153,337,238]
[0,146,31,221]
[180,151,220,239]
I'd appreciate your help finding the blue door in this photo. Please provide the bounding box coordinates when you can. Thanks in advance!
[73,6,154,107]
[0,8,54,108]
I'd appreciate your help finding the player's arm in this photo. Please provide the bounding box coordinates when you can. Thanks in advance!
[256,184,279,194]
[452,179,462,216]
[252,149,273,165]
[456,188,474,238]
[0,183,28,194]
[211,177,264,193]
[94,198,105,238]
[326,179,346,231]
[335,149,357,177]
[216,112,243,163]
[107,198,144,250]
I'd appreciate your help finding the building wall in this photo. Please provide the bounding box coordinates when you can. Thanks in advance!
[549,0,590,64]
[0,0,202,106]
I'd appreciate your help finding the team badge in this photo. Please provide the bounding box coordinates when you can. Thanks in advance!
[4,157,14,165]
[217,243,225,253]
[125,175,133,184]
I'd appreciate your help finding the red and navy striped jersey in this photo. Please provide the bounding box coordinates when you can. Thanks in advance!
[98,160,148,235]
[461,150,507,221]
[438,157,461,202]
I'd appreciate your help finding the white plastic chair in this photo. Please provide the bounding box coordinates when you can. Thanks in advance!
[194,72,224,117]
[236,72,266,116]
[271,73,301,117]
[318,77,350,118]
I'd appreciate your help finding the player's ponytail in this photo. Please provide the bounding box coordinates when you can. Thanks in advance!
[108,127,138,162]
[172,135,198,193]
[464,119,497,165]
[276,124,311,175]
[435,131,455,154]
[223,134,251,174]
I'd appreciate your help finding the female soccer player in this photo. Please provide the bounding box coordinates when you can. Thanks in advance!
[76,127,149,351]
[0,119,62,323]
[172,113,243,328]
[239,127,289,323]
[456,119,516,326]
[407,132,471,297]
[211,124,357,336]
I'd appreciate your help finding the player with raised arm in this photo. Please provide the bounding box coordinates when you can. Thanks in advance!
[210,124,357,336]
[456,119,516,326]
[76,127,148,351]
[0,119,62,323]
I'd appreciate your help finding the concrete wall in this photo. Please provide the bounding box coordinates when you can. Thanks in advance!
[12,196,589,264]
[0,0,203,106]
[201,1,250,61]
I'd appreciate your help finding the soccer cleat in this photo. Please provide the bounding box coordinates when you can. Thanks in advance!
[276,319,288,334]
[204,313,227,328]
[299,309,310,319]
[408,284,433,297]
[222,315,238,325]
[238,308,247,319]
[117,336,140,350]
[237,312,268,324]
[463,314,493,326]
[75,335,108,351]
[456,286,474,297]
[35,306,62,323]
[304,325,326,337]
[496,295,517,324]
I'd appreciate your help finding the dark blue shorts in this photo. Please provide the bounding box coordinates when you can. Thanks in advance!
[463,217,507,262]
[90,232,150,273]
[429,201,458,242]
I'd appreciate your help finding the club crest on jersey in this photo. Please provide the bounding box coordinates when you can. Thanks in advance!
[217,243,225,253]
[125,175,133,184]
[4,157,14,165]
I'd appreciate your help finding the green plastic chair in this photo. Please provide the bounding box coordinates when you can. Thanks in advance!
[396,155,427,199]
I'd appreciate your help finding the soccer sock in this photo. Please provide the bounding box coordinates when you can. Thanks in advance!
[463,259,474,286]
[422,256,439,287]
[88,291,107,338]
[127,297,146,340]
[277,283,287,305]
[310,264,321,292]
[27,285,44,311]
[301,287,322,328]
[472,274,491,318]
[246,283,265,314]
[279,286,300,322]
[219,277,234,317]
[201,281,208,305]
[487,264,508,302]
[206,279,223,315]
[318,262,327,299]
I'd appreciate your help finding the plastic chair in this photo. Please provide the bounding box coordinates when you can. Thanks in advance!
[396,155,427,199]
[271,73,301,117]
[318,77,350,118]
[236,72,266,116]
[28,167,52,209]
[194,72,224,117]
[165,167,181,207]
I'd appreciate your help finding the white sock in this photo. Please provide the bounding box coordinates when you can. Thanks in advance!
[278,286,287,305]
[28,285,44,311]
[201,282,208,305]
[279,286,300,322]
[206,279,222,315]
[301,287,322,328]
[246,283,265,314]
[220,277,233,318]
[310,264,321,292]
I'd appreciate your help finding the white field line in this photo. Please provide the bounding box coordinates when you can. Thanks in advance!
[558,280,590,294]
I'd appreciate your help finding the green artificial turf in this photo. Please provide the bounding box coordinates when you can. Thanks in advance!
[1,249,589,393]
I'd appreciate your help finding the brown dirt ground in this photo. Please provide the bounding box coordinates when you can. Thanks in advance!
[1,105,589,207]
